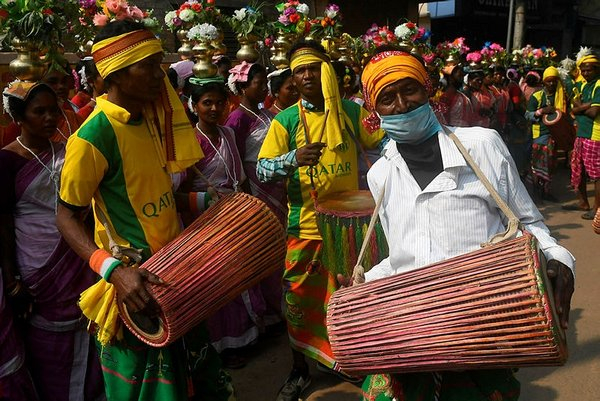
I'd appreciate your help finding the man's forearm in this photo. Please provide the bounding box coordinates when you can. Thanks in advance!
[56,204,98,263]
[257,150,298,183]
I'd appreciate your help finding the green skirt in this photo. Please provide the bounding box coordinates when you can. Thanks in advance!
[361,370,520,401]
[97,323,235,401]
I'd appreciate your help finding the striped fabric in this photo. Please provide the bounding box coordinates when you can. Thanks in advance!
[364,127,575,283]
[283,236,339,369]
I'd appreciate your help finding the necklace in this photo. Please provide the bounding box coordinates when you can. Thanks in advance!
[195,123,240,192]
[272,102,284,113]
[16,136,59,213]
[239,103,270,127]
[55,108,72,141]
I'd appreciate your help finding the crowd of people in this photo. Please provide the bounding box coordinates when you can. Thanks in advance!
[0,14,592,401]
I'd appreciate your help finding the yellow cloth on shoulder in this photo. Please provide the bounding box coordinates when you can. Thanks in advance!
[92,29,202,174]
[290,48,345,150]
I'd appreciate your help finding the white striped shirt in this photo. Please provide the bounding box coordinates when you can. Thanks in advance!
[365,126,575,282]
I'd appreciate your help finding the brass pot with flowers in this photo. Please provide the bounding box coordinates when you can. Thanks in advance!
[0,0,80,81]
[228,2,268,63]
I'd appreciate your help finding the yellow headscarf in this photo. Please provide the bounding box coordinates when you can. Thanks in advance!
[542,66,566,113]
[576,54,600,67]
[92,29,202,174]
[290,48,345,150]
[361,51,429,112]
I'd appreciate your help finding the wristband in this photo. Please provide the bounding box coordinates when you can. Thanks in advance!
[89,248,122,281]
[188,192,211,216]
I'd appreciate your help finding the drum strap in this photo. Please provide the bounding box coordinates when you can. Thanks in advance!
[352,175,387,285]
[95,206,143,265]
[442,125,521,245]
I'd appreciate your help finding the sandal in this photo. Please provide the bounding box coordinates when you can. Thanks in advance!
[582,209,598,220]
[562,203,591,211]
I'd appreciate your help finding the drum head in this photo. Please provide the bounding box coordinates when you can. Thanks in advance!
[542,109,562,125]
[120,302,166,342]
[315,190,375,217]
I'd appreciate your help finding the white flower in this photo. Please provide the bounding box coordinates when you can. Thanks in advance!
[164,10,177,27]
[143,17,159,30]
[296,3,309,15]
[188,23,219,41]
[179,8,195,22]
[233,8,247,21]
[394,24,411,40]
[325,9,337,19]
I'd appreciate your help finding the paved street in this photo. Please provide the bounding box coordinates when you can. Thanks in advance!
[229,165,600,401]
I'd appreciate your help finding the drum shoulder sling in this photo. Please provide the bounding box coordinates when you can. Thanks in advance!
[326,128,568,376]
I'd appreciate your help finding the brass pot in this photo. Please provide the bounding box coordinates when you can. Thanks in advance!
[270,31,292,70]
[9,38,46,81]
[211,30,227,56]
[192,40,218,78]
[177,29,194,59]
[236,34,260,63]
[444,52,460,67]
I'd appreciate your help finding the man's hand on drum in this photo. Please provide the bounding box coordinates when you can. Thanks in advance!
[110,265,166,315]
[539,105,556,115]
[296,142,326,166]
[546,259,575,330]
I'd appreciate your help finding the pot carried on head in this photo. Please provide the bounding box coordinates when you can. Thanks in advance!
[118,192,287,347]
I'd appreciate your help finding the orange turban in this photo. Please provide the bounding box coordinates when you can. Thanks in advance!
[361,51,429,112]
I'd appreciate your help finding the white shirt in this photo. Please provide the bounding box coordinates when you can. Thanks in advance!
[365,126,575,282]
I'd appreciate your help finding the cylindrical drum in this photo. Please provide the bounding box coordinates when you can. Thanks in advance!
[593,208,600,234]
[327,233,567,376]
[315,190,388,277]
[543,110,575,152]
[118,192,287,347]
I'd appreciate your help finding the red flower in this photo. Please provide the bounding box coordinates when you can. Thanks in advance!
[0,9,8,20]
[406,21,415,29]
[180,3,191,10]
[191,3,202,12]
[42,8,53,15]
[206,0,215,4]
[304,20,311,33]
[289,13,300,23]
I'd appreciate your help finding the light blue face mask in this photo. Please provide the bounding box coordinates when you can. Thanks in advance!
[380,103,442,145]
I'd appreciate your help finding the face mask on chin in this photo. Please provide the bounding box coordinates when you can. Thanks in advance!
[379,102,442,145]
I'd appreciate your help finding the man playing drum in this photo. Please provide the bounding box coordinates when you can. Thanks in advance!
[257,40,385,401]
[55,20,234,401]
[525,66,570,201]
[355,49,575,401]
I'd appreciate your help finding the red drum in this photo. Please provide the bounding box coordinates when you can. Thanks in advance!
[327,232,567,376]
[118,192,287,347]
[543,110,575,152]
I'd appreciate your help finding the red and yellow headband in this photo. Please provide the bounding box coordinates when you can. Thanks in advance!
[92,29,163,79]
[361,51,429,112]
